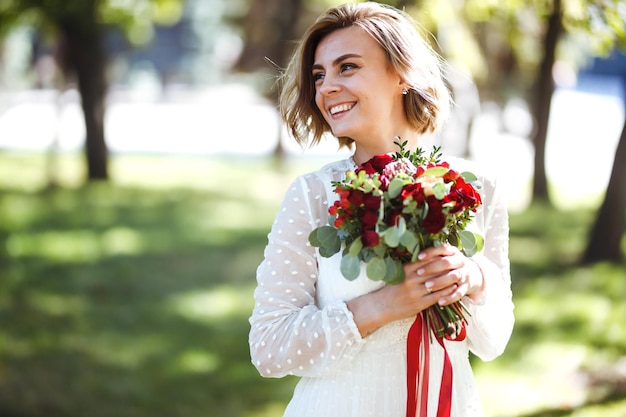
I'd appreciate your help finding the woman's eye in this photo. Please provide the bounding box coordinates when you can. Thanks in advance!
[313,72,325,83]
[341,63,357,72]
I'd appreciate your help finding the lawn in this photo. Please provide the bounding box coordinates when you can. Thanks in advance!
[0,152,624,417]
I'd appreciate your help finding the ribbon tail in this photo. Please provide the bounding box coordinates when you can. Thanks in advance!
[406,314,422,417]
[435,335,453,417]
[419,319,430,417]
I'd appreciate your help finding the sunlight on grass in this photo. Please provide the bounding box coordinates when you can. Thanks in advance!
[6,229,102,261]
[174,349,220,374]
[6,227,146,262]
[83,332,171,369]
[169,285,255,322]
[569,398,626,417]
[477,342,590,416]
[244,402,289,417]
[27,291,87,316]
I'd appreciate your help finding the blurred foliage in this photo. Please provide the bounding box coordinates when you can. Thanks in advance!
[0,152,624,417]
[0,0,185,45]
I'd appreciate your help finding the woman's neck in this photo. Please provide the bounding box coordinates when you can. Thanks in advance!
[352,132,421,164]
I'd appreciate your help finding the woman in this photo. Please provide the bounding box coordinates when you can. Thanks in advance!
[249,3,514,416]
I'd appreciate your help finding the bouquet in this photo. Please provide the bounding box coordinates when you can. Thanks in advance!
[309,139,484,339]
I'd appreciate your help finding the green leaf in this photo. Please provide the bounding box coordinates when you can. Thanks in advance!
[388,177,406,199]
[340,255,361,280]
[319,245,340,258]
[422,166,448,177]
[309,226,341,257]
[458,230,484,257]
[432,182,447,199]
[366,257,387,281]
[348,237,363,257]
[461,171,478,182]
[382,225,402,248]
[448,232,460,248]
[400,230,419,253]
[384,258,405,284]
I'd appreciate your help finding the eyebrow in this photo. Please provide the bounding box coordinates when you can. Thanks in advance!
[312,53,363,71]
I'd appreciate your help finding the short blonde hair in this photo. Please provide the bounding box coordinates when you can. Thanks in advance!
[280,2,451,148]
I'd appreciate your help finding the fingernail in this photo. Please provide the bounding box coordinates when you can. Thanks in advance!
[416,268,425,276]
[418,253,426,260]
[425,281,433,289]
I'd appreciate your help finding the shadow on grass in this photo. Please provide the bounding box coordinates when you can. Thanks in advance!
[0,184,297,417]
[1,177,625,417]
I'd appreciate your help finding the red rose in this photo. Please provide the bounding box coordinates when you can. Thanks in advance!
[401,183,424,203]
[456,180,481,209]
[385,208,403,226]
[361,209,379,229]
[423,197,446,234]
[357,154,394,174]
[362,230,380,247]
[348,189,365,206]
[363,194,381,210]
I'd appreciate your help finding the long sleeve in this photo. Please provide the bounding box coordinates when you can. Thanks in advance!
[464,171,515,361]
[249,173,365,379]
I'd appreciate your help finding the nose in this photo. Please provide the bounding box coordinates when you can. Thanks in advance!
[318,75,340,96]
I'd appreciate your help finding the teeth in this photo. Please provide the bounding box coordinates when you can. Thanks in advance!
[329,103,353,115]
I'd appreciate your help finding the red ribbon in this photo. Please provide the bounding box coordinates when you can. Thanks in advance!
[406,312,461,417]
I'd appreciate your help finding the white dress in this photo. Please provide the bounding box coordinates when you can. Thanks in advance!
[249,157,515,417]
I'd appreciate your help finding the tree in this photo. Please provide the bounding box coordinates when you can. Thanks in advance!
[582,109,626,264]
[0,0,184,181]
[234,0,308,160]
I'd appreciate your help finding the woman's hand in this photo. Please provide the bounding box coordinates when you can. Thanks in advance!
[347,244,484,337]
[411,244,485,307]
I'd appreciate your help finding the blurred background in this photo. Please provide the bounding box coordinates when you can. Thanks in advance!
[0,0,625,416]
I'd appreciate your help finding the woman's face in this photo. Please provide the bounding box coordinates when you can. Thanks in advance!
[313,26,408,150]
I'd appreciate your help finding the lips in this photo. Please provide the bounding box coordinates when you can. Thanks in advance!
[329,102,355,116]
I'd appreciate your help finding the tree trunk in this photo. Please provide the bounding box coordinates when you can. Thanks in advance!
[235,0,305,161]
[582,115,626,264]
[57,1,108,180]
[531,0,562,204]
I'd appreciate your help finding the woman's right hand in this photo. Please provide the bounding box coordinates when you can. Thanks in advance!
[346,258,458,338]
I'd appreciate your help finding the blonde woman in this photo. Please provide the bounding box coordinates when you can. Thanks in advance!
[249,3,514,416]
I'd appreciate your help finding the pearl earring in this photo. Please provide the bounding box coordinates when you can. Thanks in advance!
[402,89,408,96]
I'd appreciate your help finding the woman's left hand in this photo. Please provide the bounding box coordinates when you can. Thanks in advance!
[414,244,485,306]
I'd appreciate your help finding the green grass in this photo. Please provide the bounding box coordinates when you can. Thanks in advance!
[0,151,624,417]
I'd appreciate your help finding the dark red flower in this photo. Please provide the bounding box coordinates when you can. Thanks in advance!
[423,197,446,234]
[363,194,381,210]
[361,210,379,229]
[357,154,394,175]
[361,230,380,247]
[347,189,365,206]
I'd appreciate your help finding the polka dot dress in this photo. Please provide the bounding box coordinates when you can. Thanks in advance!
[249,157,514,417]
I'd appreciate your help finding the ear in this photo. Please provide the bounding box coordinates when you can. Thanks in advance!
[398,77,410,94]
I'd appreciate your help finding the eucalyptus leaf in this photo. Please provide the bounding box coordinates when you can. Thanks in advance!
[382,226,401,248]
[348,237,363,257]
[461,171,478,182]
[422,166,448,177]
[340,255,361,280]
[384,258,405,285]
[388,177,406,198]
[309,226,341,257]
[432,182,447,200]
[366,257,387,281]
[458,230,484,257]
[400,231,419,253]
[448,232,459,248]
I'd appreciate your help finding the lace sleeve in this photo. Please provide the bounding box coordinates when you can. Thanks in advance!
[249,173,364,379]
[464,171,515,361]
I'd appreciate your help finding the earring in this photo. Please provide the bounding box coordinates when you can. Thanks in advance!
[402,89,408,96]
